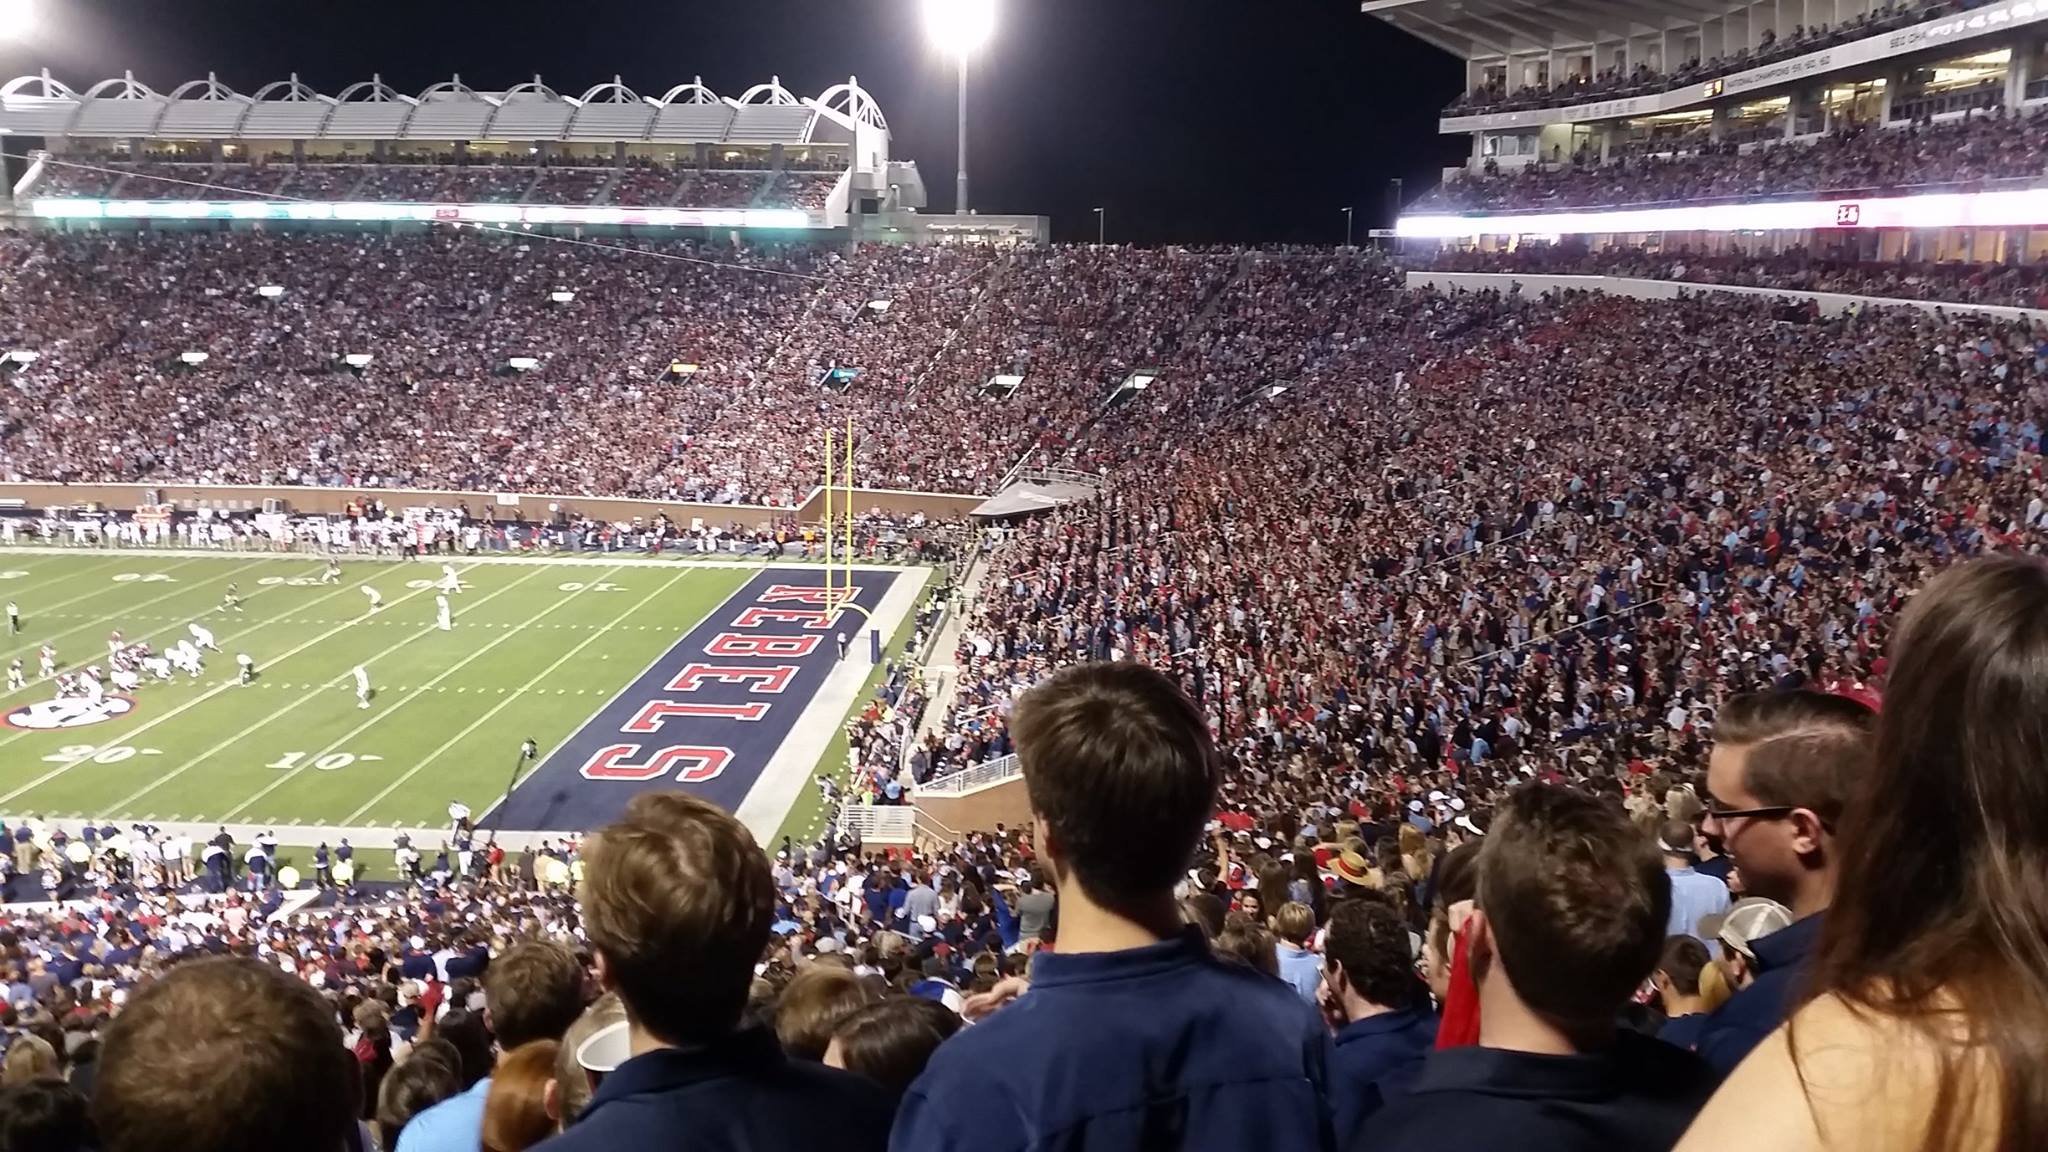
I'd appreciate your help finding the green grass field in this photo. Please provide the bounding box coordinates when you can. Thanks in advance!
[0,551,765,832]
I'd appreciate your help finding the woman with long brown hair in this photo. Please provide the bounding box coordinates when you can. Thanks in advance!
[1680,554,2048,1152]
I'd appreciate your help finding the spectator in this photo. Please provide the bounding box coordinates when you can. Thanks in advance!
[1691,691,1875,1075]
[1273,901,1323,1004]
[378,1042,465,1152]
[0,1038,56,1088]
[894,662,1335,1152]
[824,998,962,1100]
[0,1079,95,1152]
[483,1040,561,1152]
[400,940,588,1152]
[1657,819,1729,945]
[92,956,357,1152]
[1681,554,2048,1149]
[1012,875,1055,949]
[1321,897,1438,1144]
[1366,785,1716,1152]
[1651,937,1714,1051]
[533,792,892,1152]
[773,967,871,1062]
[551,993,626,1129]
[1213,913,1281,977]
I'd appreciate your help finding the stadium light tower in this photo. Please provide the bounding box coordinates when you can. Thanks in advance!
[922,0,996,215]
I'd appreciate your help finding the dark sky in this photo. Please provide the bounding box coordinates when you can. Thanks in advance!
[0,0,1467,244]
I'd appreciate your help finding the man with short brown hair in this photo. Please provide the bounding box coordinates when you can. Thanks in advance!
[1362,784,1715,1151]
[1692,689,1873,1074]
[895,663,1334,1152]
[535,792,890,1152]
[399,940,588,1152]
[93,956,358,1152]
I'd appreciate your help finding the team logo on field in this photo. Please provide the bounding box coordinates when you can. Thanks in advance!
[3,696,137,731]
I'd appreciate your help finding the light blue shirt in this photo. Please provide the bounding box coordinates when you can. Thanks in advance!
[1666,865,1731,945]
[1275,942,1322,1005]
[395,1075,490,1152]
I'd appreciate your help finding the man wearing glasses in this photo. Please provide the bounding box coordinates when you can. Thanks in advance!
[1690,690,1875,1075]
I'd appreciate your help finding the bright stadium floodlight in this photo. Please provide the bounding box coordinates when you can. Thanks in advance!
[922,0,996,57]
[0,0,35,41]
[922,0,996,216]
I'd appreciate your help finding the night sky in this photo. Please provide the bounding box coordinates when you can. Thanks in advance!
[0,0,1466,245]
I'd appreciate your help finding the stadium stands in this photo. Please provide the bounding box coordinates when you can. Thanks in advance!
[1415,109,2048,212]
[1440,0,1967,115]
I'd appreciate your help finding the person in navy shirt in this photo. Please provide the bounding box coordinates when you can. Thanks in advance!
[893,663,1335,1152]
[1689,691,1870,1075]
[534,792,890,1152]
[1320,897,1437,1143]
[1365,785,1715,1152]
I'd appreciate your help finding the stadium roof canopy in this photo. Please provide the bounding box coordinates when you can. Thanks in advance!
[1362,0,1739,59]
[0,69,891,145]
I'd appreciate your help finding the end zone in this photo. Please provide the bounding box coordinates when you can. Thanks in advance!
[490,566,928,841]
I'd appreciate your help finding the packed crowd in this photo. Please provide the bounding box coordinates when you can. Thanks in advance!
[1422,242,2048,308]
[0,233,1249,504]
[1417,107,2048,212]
[1445,0,1992,114]
[27,156,838,210]
[0,539,2038,1152]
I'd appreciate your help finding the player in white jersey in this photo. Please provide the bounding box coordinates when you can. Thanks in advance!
[107,630,123,663]
[237,653,256,685]
[362,585,383,613]
[5,659,21,692]
[169,642,202,678]
[436,594,452,631]
[37,645,55,680]
[143,655,172,681]
[439,564,463,594]
[188,622,219,652]
[110,667,140,693]
[322,558,342,585]
[353,664,371,709]
[82,668,104,704]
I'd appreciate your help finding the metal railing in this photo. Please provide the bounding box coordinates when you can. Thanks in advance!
[835,805,915,843]
[917,753,1022,796]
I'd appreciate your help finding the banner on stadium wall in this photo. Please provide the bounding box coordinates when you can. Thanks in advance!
[29,199,819,230]
[1440,0,2048,132]
[1397,186,2048,238]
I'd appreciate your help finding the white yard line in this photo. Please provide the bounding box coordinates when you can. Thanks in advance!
[0,545,917,573]
[0,555,132,607]
[0,556,232,665]
[345,566,692,824]
[0,566,478,808]
[101,565,524,817]
[732,568,930,843]
[0,565,388,743]
[222,565,625,822]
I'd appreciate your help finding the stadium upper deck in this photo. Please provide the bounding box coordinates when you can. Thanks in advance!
[1370,0,2048,253]
[0,71,920,230]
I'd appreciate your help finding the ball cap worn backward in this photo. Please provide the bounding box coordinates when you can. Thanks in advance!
[1699,897,1795,960]
[578,1019,633,1074]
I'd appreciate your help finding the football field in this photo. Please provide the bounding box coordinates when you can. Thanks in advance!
[0,549,921,846]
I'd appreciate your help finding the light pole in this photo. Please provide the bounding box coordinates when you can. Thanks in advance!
[1342,206,1354,247]
[923,0,997,215]
[1094,206,1105,245]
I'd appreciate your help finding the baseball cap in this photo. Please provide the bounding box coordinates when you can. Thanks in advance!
[1407,799,1423,813]
[1700,897,1793,960]
[577,1020,631,1074]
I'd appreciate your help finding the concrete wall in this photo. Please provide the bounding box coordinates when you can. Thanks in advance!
[0,481,989,527]
[1404,270,2048,325]
[915,776,1033,840]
